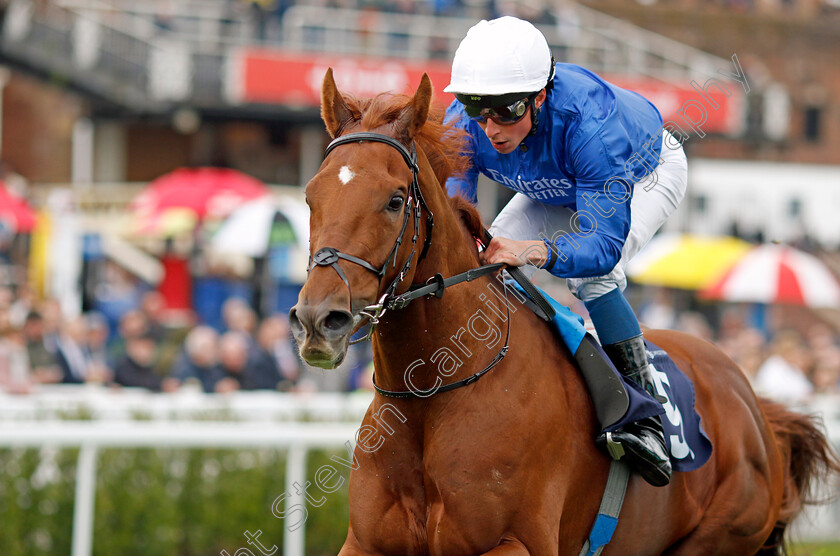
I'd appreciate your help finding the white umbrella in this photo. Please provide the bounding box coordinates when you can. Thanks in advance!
[700,244,840,308]
[211,195,309,257]
[211,196,310,285]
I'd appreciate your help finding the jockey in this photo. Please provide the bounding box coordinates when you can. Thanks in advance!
[444,16,688,487]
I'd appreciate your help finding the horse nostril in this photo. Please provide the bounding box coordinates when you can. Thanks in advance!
[288,309,305,340]
[322,310,353,336]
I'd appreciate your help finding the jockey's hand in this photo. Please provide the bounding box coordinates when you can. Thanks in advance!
[482,237,548,267]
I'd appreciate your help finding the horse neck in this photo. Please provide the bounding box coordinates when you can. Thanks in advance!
[370,149,509,394]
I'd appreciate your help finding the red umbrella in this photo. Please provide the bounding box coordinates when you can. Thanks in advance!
[0,182,37,232]
[700,244,840,308]
[130,167,270,222]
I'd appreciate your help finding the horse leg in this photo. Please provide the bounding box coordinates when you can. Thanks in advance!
[662,472,774,556]
[480,539,531,555]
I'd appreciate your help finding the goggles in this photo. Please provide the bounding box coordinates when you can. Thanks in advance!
[457,92,537,125]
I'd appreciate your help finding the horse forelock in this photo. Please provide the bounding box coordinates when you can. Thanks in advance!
[341,93,471,187]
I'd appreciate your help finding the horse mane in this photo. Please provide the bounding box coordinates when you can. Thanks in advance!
[448,195,485,241]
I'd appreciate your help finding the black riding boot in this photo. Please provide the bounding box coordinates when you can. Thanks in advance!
[597,334,672,487]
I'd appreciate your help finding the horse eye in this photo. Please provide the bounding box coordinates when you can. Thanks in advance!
[387,195,405,212]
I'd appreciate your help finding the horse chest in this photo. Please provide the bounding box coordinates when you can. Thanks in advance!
[347,416,526,554]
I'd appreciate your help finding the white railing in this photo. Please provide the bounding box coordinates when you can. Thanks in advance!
[0,385,373,422]
[2,391,839,553]
[0,420,359,556]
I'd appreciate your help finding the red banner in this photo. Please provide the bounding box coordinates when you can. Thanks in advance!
[232,50,745,135]
[233,49,455,108]
[609,76,745,137]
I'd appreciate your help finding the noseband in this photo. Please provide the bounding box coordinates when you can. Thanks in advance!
[309,132,434,333]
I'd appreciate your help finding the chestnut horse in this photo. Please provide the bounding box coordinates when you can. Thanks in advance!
[289,70,840,555]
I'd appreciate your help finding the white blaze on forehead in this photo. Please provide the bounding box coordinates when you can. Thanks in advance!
[338,165,355,185]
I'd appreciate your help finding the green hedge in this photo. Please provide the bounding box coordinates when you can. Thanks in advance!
[0,446,350,555]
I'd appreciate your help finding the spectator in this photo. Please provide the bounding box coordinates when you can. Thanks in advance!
[22,310,60,383]
[244,0,275,41]
[256,314,300,391]
[215,330,280,392]
[113,333,177,392]
[7,283,34,329]
[729,327,767,383]
[810,346,840,395]
[154,0,175,32]
[717,305,750,344]
[108,309,150,365]
[85,311,113,384]
[754,330,813,404]
[221,296,265,364]
[222,297,257,335]
[140,291,181,375]
[674,312,714,343]
[0,286,11,310]
[54,316,92,384]
[38,298,63,353]
[171,325,224,393]
[139,291,169,342]
[638,288,677,330]
[805,323,838,364]
[0,323,29,393]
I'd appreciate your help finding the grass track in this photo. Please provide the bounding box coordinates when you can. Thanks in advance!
[792,543,840,556]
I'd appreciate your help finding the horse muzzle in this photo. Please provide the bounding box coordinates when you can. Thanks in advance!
[288,301,355,369]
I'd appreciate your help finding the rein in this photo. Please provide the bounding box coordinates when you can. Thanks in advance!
[310,131,512,398]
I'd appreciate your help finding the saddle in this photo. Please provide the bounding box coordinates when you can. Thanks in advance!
[506,274,712,472]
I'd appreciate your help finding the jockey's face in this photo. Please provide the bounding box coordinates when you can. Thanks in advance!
[476,89,546,154]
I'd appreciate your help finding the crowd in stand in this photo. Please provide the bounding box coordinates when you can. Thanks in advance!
[235,0,555,21]
[718,316,840,404]
[633,288,840,405]
[3,280,840,403]
[0,286,373,395]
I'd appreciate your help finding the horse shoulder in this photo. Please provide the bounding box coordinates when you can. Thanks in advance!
[346,402,428,554]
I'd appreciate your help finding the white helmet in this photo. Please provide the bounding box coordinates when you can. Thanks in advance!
[444,17,553,97]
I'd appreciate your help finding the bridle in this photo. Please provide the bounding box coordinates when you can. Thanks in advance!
[309,132,435,337]
[308,130,515,398]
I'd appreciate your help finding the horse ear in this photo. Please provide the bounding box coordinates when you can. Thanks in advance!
[395,73,432,143]
[321,68,355,138]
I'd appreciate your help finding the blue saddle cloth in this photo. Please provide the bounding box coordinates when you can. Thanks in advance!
[517,283,713,472]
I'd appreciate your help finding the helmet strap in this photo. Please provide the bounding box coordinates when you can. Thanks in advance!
[545,56,556,91]
[525,56,553,137]
[527,95,540,137]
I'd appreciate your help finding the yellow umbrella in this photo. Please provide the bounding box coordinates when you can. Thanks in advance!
[626,233,753,290]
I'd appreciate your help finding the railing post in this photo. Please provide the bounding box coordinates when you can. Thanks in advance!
[71,443,98,556]
[284,444,308,556]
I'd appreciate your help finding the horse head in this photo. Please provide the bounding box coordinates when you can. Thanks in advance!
[289,69,438,369]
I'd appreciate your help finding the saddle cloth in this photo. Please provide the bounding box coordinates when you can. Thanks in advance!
[514,282,713,472]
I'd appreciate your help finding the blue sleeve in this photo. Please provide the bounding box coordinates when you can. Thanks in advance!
[543,121,633,279]
[443,101,479,204]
